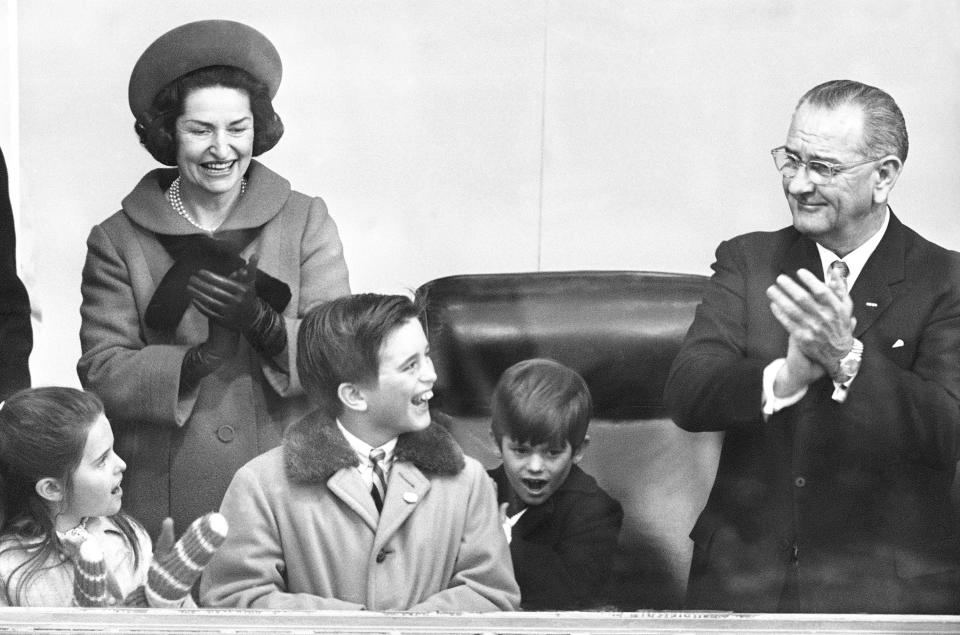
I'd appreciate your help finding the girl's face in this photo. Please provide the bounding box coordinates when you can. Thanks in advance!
[55,414,126,531]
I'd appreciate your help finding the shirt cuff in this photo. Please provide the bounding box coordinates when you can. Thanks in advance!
[762,358,808,416]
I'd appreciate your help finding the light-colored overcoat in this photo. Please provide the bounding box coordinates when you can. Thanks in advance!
[78,161,350,536]
[200,413,520,611]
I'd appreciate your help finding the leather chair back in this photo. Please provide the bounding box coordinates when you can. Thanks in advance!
[417,270,722,609]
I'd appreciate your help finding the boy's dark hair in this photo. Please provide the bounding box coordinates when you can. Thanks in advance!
[134,65,284,166]
[297,293,423,419]
[490,358,592,449]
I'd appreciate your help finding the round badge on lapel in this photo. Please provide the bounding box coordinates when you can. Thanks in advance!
[403,492,419,504]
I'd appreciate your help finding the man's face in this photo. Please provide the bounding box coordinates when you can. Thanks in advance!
[782,103,882,253]
[359,318,436,446]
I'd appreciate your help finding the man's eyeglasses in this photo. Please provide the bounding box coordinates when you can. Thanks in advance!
[770,146,881,185]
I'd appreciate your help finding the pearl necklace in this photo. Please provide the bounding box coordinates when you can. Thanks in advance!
[167,176,247,232]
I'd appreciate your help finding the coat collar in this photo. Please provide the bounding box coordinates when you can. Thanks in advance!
[284,410,465,485]
[847,210,906,336]
[120,160,291,235]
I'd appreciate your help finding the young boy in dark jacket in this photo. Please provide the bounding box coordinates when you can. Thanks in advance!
[487,358,623,610]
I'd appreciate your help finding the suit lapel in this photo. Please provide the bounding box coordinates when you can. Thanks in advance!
[849,216,905,337]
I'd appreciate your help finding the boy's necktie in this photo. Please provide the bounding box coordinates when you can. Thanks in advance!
[369,448,387,513]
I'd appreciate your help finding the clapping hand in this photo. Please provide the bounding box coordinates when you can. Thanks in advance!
[187,255,260,332]
[766,267,857,394]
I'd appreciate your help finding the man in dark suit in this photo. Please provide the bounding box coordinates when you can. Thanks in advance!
[664,80,960,613]
[0,145,31,400]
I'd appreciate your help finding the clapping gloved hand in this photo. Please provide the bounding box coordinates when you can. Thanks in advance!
[187,254,287,357]
[72,512,229,608]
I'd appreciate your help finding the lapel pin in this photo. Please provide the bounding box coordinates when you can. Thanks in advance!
[892,339,905,348]
[403,492,419,504]
[865,301,878,308]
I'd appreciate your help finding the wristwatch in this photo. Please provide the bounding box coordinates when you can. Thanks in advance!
[833,338,864,384]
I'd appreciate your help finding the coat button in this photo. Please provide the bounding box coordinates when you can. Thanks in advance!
[794,476,806,488]
[376,549,387,563]
[216,425,235,443]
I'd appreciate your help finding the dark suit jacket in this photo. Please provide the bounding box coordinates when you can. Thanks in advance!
[488,464,623,610]
[664,211,960,613]
[0,145,31,399]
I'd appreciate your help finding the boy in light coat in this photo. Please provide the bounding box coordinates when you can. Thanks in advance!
[201,293,519,611]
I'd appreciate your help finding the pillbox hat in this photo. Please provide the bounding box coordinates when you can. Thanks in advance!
[128,19,281,119]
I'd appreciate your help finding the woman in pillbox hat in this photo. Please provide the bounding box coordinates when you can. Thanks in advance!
[78,19,350,538]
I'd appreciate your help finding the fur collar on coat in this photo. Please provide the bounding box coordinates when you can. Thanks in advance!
[284,410,465,484]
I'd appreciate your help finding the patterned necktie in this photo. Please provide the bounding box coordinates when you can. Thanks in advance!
[369,448,387,513]
[829,260,850,293]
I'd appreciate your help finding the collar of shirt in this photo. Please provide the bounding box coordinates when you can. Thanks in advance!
[336,419,397,487]
[816,206,889,290]
[507,508,527,525]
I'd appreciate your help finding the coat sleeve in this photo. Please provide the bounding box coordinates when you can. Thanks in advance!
[510,491,623,610]
[260,196,350,397]
[407,461,521,612]
[199,464,365,610]
[664,238,770,433]
[77,223,189,425]
[0,145,31,400]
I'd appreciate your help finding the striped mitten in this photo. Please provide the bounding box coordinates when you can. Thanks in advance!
[144,512,228,608]
[72,539,109,607]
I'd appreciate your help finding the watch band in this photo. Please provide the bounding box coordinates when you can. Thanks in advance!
[833,338,864,384]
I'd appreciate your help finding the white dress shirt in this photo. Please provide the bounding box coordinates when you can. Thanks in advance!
[336,420,397,490]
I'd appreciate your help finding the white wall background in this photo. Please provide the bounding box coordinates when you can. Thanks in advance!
[5,0,960,388]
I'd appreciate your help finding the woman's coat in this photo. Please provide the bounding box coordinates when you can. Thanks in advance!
[78,161,350,535]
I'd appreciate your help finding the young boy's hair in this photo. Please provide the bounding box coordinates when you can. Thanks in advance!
[297,293,423,419]
[490,358,592,449]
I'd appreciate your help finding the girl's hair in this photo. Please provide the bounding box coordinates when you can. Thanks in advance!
[0,387,141,605]
[134,64,284,166]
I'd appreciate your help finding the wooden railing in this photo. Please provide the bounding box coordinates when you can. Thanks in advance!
[1,608,959,634]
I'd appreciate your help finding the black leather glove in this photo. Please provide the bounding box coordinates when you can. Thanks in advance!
[179,320,239,393]
[186,255,286,357]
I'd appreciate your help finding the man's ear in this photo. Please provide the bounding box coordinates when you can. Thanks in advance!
[35,477,65,503]
[572,435,590,464]
[337,382,368,413]
[872,155,902,205]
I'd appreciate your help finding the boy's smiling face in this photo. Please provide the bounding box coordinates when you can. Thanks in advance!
[498,437,585,507]
[356,317,437,447]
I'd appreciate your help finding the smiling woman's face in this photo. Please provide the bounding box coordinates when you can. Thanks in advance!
[175,85,254,198]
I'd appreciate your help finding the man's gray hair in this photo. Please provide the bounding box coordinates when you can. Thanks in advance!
[797,79,908,163]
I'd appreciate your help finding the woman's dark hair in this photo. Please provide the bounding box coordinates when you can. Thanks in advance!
[134,65,284,166]
[0,387,141,605]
